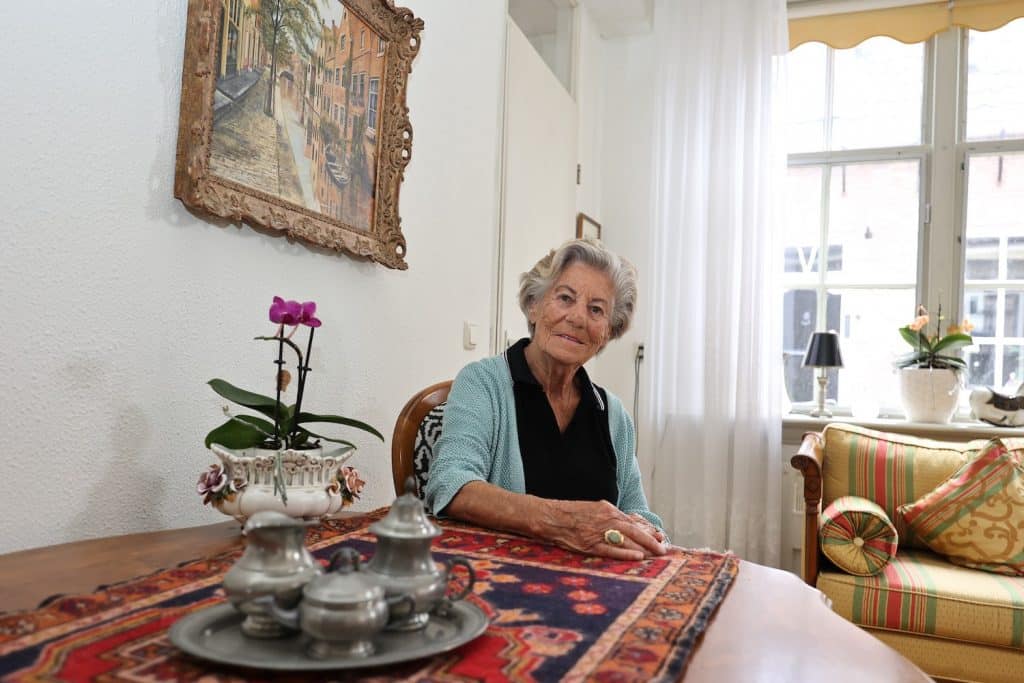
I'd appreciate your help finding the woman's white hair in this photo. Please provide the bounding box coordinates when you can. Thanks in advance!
[518,238,637,340]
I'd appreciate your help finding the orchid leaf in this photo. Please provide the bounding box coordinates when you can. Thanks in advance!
[208,379,284,421]
[899,327,933,351]
[299,426,358,449]
[205,414,275,449]
[933,355,967,369]
[296,412,384,441]
[894,351,930,369]
[932,333,973,354]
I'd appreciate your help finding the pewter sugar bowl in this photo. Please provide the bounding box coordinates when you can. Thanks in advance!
[262,548,412,659]
[364,477,475,630]
[222,511,322,638]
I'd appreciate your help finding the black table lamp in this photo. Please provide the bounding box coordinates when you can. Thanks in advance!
[802,331,843,418]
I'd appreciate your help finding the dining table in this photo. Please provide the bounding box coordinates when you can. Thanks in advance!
[0,509,929,682]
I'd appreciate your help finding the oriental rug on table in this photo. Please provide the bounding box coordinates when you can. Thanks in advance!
[0,510,738,683]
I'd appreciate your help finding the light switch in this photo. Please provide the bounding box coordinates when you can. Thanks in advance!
[463,321,480,350]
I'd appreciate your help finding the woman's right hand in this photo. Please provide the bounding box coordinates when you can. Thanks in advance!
[539,499,667,561]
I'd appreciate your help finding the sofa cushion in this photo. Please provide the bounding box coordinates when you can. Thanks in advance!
[899,438,1024,576]
[822,423,987,548]
[820,495,898,576]
[818,548,1024,649]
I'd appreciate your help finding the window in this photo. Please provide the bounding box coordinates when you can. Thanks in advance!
[783,37,924,414]
[361,30,366,50]
[335,67,339,83]
[340,35,346,51]
[783,18,1024,416]
[378,37,386,56]
[368,77,379,130]
[962,20,1024,393]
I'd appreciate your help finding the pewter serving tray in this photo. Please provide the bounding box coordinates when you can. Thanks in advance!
[169,602,488,671]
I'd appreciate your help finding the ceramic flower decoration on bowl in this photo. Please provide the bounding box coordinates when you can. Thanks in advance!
[199,297,383,522]
[895,304,974,371]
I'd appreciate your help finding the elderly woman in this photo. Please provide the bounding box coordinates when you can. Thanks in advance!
[424,239,666,561]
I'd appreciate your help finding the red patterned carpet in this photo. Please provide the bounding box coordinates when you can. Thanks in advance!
[0,510,738,682]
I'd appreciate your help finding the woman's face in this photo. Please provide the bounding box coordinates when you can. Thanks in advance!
[529,262,615,368]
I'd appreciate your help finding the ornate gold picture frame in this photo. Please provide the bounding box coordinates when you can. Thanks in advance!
[174,0,423,269]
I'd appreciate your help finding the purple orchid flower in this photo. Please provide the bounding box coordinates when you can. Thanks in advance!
[269,296,302,326]
[298,301,321,328]
[270,297,321,329]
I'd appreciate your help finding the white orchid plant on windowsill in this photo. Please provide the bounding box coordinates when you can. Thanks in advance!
[895,304,974,372]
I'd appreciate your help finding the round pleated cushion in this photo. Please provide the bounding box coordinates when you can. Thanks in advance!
[820,495,899,576]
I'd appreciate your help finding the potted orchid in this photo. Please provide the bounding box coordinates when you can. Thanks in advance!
[197,296,382,522]
[895,304,974,424]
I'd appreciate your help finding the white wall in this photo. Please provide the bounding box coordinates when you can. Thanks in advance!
[588,33,656,423]
[0,0,507,555]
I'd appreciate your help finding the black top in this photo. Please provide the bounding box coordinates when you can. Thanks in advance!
[506,338,618,503]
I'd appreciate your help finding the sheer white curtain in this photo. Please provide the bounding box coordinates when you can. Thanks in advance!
[641,0,787,565]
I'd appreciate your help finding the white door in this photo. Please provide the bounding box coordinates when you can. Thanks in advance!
[496,20,578,351]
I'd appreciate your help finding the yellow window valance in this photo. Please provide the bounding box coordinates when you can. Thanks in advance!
[789,0,1024,49]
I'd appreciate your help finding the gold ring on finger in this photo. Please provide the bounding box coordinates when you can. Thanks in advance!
[604,529,624,546]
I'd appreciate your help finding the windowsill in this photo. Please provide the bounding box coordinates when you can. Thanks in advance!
[782,413,1024,444]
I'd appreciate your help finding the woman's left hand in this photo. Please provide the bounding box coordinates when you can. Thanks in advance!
[628,513,666,544]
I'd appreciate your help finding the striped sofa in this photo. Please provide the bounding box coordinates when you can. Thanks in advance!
[792,423,1024,683]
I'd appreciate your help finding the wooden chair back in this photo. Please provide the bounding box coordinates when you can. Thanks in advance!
[391,380,453,496]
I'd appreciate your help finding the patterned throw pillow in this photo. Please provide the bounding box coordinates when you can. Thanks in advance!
[899,438,1024,576]
[411,403,446,499]
[822,423,987,548]
[820,495,899,576]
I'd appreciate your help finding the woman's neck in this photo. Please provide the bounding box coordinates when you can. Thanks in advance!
[523,340,579,399]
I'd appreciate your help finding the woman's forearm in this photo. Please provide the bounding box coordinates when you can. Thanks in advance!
[443,481,665,560]
[443,480,556,538]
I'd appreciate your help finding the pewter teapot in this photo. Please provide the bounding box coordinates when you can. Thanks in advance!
[222,511,322,638]
[260,548,413,659]
[363,477,475,630]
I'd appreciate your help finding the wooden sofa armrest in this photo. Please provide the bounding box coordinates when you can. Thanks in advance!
[791,431,824,586]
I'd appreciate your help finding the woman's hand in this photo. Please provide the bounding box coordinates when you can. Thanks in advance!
[538,499,667,561]
[628,513,667,544]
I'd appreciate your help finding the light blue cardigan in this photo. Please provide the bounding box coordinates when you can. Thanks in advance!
[423,353,663,531]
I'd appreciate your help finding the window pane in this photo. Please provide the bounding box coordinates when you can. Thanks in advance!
[786,42,827,153]
[832,37,923,150]
[965,18,1024,142]
[965,289,998,336]
[1009,238,1024,279]
[830,288,914,415]
[783,166,823,284]
[1005,290,1024,337]
[966,237,999,279]
[1003,345,1024,391]
[827,161,919,285]
[783,289,818,403]
[966,343,996,388]
[965,154,1024,273]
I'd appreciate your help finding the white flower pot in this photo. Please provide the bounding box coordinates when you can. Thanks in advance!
[898,367,961,424]
[206,444,355,523]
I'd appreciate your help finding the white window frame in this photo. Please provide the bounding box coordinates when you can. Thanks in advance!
[786,23,1024,414]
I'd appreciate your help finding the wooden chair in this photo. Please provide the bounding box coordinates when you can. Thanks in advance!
[391,380,452,496]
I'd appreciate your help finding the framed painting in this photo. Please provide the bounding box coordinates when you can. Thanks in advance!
[576,212,601,241]
[174,0,423,269]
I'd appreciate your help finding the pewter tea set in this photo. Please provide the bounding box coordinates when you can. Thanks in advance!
[169,479,488,671]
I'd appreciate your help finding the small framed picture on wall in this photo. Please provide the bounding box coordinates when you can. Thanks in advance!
[576,213,601,241]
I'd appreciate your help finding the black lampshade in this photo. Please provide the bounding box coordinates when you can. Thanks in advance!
[802,331,843,368]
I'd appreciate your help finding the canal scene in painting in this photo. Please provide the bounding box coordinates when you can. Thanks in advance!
[209,0,384,231]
